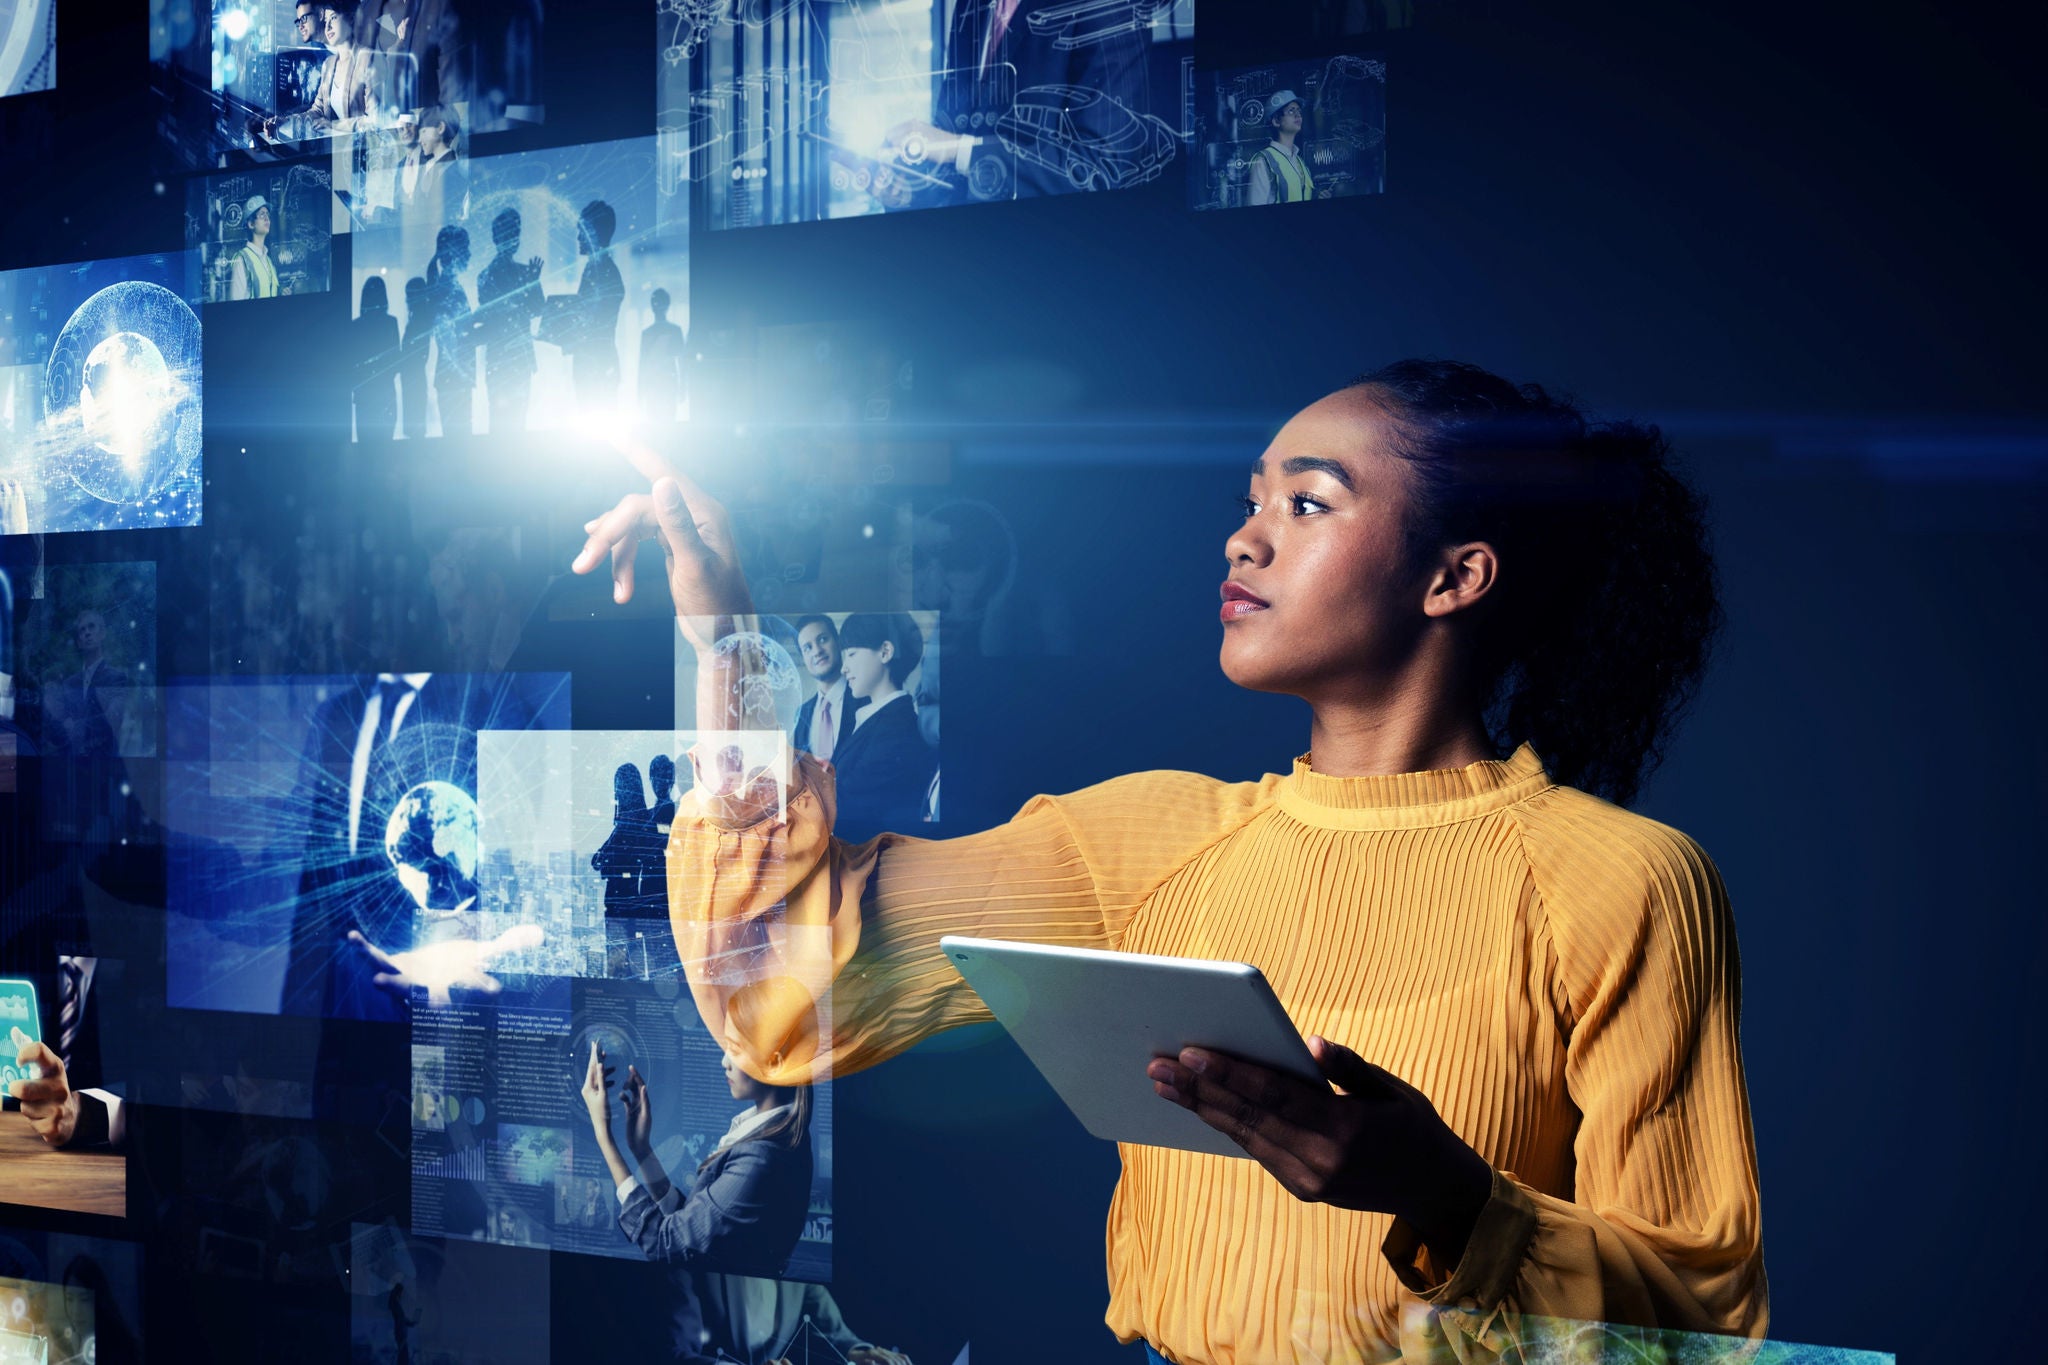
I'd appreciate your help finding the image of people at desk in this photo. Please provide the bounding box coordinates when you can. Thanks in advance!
[0,735,131,1219]
[2,964,122,1154]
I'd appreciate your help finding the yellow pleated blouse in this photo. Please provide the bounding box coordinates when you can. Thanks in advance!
[667,743,1768,1363]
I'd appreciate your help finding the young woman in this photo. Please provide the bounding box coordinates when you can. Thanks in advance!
[1245,91,1314,207]
[580,1040,814,1277]
[351,275,400,440]
[227,197,279,301]
[571,360,1765,1363]
[825,612,937,842]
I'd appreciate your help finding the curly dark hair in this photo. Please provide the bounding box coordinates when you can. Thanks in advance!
[1351,359,1723,807]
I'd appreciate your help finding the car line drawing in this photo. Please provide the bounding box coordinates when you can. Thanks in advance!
[995,84,1180,191]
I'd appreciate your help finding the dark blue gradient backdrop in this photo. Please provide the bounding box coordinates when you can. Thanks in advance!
[0,3,2038,1362]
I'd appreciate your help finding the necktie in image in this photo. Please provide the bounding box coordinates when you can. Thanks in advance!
[56,955,87,1075]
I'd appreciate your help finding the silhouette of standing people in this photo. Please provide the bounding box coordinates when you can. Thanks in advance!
[592,761,666,975]
[648,752,677,838]
[398,275,432,439]
[637,287,685,423]
[425,224,477,436]
[352,276,400,442]
[545,200,624,407]
[476,207,544,433]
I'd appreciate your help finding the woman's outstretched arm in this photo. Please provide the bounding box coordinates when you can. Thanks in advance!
[573,441,1273,1089]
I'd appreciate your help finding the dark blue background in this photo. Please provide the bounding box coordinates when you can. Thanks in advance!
[3,1,2041,1362]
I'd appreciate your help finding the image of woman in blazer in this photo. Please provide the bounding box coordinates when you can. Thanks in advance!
[580,1039,813,1277]
[826,612,936,842]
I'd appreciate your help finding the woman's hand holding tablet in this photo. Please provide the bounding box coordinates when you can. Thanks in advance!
[1148,1037,1495,1267]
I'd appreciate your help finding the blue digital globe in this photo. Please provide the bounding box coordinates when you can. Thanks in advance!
[383,780,481,915]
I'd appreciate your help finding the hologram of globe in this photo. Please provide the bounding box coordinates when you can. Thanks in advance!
[47,279,203,505]
[710,631,800,715]
[384,780,481,913]
[81,331,175,461]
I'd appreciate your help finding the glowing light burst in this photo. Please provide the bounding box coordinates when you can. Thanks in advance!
[82,331,176,463]
[580,405,641,449]
[45,279,203,507]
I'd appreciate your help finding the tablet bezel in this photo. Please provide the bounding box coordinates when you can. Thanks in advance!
[940,935,1326,1159]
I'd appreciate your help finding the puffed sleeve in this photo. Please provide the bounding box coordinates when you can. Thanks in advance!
[1385,801,1768,1349]
[666,749,1270,1087]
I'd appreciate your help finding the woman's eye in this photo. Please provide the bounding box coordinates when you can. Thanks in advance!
[1237,495,1260,517]
[1289,494,1327,515]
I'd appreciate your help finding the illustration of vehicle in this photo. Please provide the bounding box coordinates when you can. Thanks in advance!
[1023,0,1171,51]
[995,84,1180,191]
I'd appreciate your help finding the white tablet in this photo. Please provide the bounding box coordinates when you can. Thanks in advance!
[939,935,1326,1159]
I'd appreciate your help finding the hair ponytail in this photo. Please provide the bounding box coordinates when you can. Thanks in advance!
[1353,359,1723,807]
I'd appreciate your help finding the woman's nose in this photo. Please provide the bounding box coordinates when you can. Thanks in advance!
[1224,518,1272,567]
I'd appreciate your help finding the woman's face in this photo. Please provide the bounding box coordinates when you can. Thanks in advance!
[321,9,346,47]
[721,1049,766,1102]
[1274,101,1304,134]
[1220,387,1433,702]
[251,207,271,237]
[839,641,891,699]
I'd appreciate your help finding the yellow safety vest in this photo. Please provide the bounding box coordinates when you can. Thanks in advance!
[235,243,280,299]
[1257,144,1314,203]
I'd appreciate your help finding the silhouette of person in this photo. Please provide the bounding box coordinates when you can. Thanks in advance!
[352,276,400,442]
[546,200,624,407]
[637,287,685,423]
[593,762,663,920]
[425,224,477,437]
[398,275,432,439]
[593,761,665,977]
[476,207,544,433]
[649,752,677,838]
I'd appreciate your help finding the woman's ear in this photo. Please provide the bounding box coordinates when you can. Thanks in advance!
[877,640,896,664]
[1422,541,1499,618]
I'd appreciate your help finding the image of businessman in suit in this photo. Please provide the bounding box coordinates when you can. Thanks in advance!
[44,611,129,759]
[878,0,1158,206]
[0,744,130,1154]
[279,671,567,1021]
[789,616,859,765]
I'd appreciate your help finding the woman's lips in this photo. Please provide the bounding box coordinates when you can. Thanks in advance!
[1220,581,1270,623]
